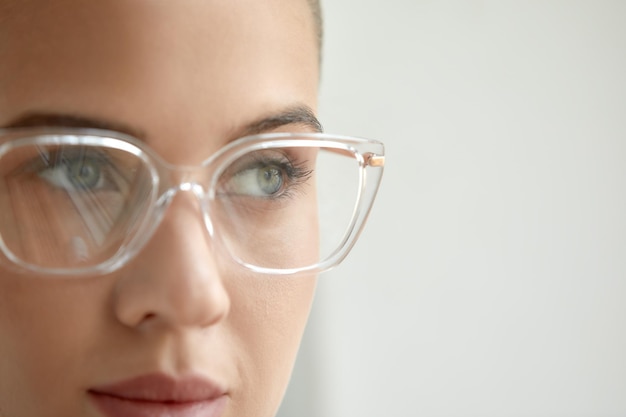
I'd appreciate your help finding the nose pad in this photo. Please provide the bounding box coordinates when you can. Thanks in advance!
[176,182,215,236]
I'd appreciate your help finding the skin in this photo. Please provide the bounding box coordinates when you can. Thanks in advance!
[0,1,320,416]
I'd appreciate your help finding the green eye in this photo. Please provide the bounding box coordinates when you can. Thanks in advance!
[225,164,285,197]
[39,157,103,190]
[218,150,313,200]
[257,165,284,195]
[34,149,114,192]
[65,159,101,188]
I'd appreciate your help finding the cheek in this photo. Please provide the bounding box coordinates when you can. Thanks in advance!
[0,274,109,416]
[225,274,317,416]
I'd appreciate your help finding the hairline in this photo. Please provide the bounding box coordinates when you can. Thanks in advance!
[307,0,323,63]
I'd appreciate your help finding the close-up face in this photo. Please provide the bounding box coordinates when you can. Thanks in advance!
[0,1,322,416]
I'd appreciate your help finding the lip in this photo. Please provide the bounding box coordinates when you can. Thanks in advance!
[88,373,228,417]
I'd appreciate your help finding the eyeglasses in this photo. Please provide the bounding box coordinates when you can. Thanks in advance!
[0,127,384,277]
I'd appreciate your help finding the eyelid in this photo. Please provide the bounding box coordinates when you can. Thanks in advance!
[217,149,290,182]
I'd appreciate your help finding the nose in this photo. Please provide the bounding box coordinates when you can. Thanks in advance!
[112,190,230,330]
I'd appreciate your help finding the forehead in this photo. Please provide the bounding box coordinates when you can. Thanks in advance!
[0,0,319,157]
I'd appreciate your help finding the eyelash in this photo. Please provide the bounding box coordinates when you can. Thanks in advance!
[271,158,313,200]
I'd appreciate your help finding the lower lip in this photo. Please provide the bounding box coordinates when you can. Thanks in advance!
[88,392,228,417]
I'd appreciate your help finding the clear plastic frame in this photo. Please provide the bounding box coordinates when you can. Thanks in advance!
[0,127,385,277]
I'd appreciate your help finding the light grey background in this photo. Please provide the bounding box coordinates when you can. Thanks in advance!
[278,1,626,416]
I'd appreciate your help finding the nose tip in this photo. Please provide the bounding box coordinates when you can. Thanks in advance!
[112,190,230,330]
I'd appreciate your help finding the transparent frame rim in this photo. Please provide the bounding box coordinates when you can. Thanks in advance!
[0,127,385,277]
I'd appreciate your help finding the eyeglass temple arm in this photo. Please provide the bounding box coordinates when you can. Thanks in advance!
[325,147,385,167]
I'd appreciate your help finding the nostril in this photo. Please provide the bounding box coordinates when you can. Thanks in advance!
[142,312,157,323]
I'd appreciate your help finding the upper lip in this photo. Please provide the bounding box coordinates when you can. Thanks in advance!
[88,373,227,403]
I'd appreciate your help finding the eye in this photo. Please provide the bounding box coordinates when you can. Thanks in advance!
[41,156,104,190]
[231,163,286,197]
[218,150,313,200]
[257,165,284,195]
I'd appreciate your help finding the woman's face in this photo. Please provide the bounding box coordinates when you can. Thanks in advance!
[0,1,319,417]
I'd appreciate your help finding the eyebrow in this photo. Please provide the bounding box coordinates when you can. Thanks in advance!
[3,105,323,140]
[235,105,323,137]
[2,112,147,139]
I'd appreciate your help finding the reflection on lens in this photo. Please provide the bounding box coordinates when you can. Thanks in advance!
[0,143,153,269]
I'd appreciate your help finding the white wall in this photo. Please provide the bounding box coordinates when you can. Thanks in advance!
[278,1,626,416]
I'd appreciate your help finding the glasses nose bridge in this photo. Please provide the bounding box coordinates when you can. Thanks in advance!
[165,164,211,196]
[171,181,205,197]
[160,165,215,234]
